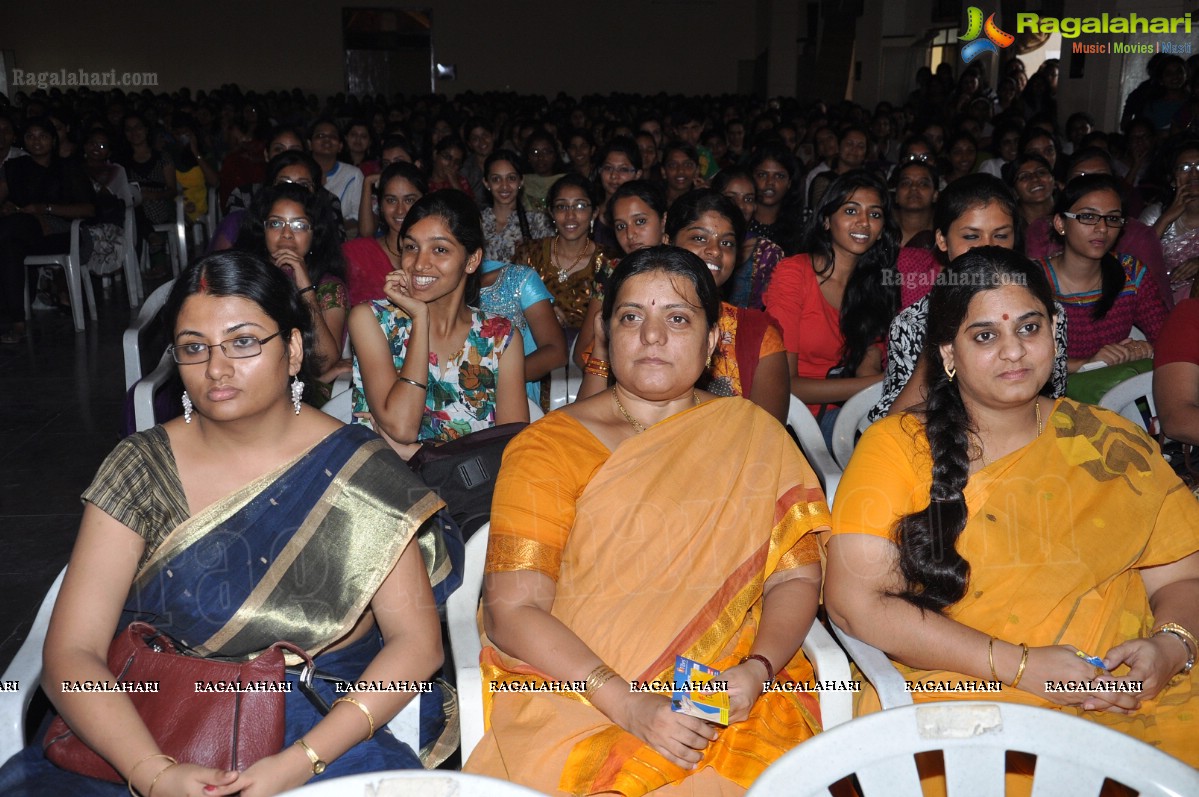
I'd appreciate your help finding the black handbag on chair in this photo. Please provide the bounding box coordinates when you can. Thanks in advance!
[408,422,527,539]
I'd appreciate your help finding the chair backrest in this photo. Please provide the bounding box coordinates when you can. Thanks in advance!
[445,522,489,762]
[830,381,883,469]
[745,701,1199,797]
[786,395,842,507]
[827,618,912,710]
[123,280,177,390]
[1097,370,1156,431]
[276,769,545,796]
[0,567,67,764]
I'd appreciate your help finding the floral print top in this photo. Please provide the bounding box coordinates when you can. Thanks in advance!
[352,304,515,442]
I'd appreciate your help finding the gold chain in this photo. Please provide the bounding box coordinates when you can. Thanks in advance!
[552,235,591,283]
[611,386,700,434]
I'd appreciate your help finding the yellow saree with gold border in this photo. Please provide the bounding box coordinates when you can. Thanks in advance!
[832,398,1199,766]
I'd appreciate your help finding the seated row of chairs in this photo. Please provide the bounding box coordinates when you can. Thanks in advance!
[23,185,217,334]
[14,287,1190,794]
[4,522,1194,795]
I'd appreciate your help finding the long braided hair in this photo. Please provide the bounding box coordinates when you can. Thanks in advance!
[892,246,1056,612]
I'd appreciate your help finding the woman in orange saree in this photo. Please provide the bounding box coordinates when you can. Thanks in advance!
[464,246,829,795]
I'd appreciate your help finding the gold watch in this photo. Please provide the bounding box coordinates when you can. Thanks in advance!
[294,738,327,775]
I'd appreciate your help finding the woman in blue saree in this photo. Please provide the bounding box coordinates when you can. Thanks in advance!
[0,251,454,797]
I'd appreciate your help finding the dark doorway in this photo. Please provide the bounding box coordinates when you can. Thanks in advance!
[343,8,432,98]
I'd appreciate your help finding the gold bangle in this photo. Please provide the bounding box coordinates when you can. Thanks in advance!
[333,695,376,741]
[146,762,180,797]
[1010,643,1029,688]
[583,664,619,699]
[1153,622,1199,657]
[128,753,177,797]
[294,737,327,775]
[987,638,998,682]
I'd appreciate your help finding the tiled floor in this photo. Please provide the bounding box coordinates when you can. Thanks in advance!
[0,276,146,673]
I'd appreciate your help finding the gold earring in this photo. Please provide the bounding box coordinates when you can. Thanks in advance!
[944,363,956,381]
[705,353,712,368]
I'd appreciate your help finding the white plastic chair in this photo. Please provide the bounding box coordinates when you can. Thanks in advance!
[121,280,179,432]
[828,618,912,710]
[830,381,883,469]
[139,195,189,278]
[547,333,583,410]
[0,567,67,765]
[23,219,92,331]
[0,565,423,766]
[277,770,544,796]
[1097,370,1156,431]
[786,395,842,508]
[446,524,853,764]
[745,701,1199,797]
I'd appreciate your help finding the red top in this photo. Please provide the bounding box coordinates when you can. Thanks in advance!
[1155,298,1199,367]
[763,253,844,382]
[343,237,394,307]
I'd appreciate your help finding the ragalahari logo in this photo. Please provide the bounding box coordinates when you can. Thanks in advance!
[960,7,1015,63]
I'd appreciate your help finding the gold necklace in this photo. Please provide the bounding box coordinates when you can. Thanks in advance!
[553,235,590,283]
[611,386,700,434]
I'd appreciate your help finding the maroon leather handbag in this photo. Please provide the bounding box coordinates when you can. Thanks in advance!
[43,622,308,782]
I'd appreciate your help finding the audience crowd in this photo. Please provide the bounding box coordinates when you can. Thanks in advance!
[0,47,1198,797]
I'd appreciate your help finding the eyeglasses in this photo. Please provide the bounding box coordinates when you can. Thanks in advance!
[551,200,592,213]
[1061,211,1126,228]
[1175,162,1199,174]
[901,153,932,164]
[1015,168,1052,182]
[276,177,316,190]
[265,217,312,232]
[528,147,555,157]
[169,331,283,365]
[599,164,637,176]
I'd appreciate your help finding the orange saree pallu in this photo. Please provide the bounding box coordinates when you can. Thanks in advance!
[465,399,830,795]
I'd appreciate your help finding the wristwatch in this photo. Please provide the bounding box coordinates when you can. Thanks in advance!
[294,738,327,775]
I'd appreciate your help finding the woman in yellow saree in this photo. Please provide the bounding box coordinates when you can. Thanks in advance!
[464,245,829,796]
[826,247,1199,775]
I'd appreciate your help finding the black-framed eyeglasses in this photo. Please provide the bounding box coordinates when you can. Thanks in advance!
[169,331,284,365]
[599,164,637,176]
[901,153,932,164]
[1061,211,1126,228]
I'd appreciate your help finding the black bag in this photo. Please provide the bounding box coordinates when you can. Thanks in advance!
[408,423,527,538]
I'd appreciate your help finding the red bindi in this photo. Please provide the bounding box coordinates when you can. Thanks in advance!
[1002,313,1009,321]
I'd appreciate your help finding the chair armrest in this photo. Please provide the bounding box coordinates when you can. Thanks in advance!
[446,529,489,763]
[786,396,842,508]
[0,568,68,763]
[801,620,853,729]
[133,351,177,432]
[829,618,913,710]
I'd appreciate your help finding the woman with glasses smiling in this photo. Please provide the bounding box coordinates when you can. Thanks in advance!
[1041,174,1168,371]
[513,174,615,336]
[238,182,349,401]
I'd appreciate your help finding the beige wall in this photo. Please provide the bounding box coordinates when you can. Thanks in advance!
[0,1,762,97]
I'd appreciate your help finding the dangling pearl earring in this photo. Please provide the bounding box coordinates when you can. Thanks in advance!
[291,376,305,415]
[182,391,194,423]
